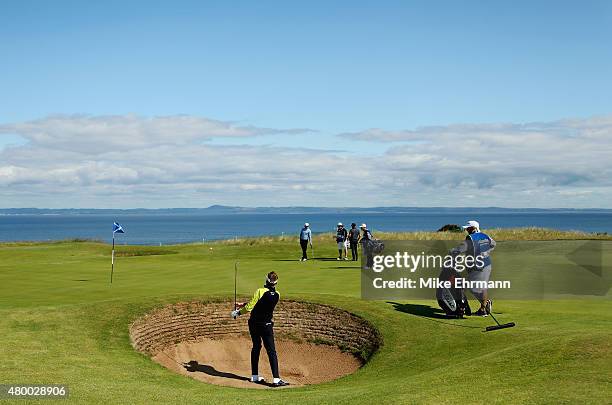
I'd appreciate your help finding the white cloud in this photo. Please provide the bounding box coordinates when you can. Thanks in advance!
[338,115,612,142]
[340,115,612,202]
[0,114,313,154]
[0,114,611,208]
[0,115,357,206]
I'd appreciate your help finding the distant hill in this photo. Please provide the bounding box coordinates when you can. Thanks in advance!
[0,206,611,216]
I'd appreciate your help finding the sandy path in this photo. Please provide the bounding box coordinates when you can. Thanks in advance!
[153,337,362,389]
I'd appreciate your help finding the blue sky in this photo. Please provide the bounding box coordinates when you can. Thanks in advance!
[1,1,611,208]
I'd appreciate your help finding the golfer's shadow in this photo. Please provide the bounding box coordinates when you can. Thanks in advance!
[388,301,448,319]
[183,360,249,382]
[272,257,338,262]
[387,301,481,329]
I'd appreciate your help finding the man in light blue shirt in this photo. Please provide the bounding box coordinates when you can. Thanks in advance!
[299,223,312,261]
[450,220,496,317]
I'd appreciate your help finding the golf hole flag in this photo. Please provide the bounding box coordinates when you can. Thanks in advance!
[110,222,125,284]
[113,222,125,234]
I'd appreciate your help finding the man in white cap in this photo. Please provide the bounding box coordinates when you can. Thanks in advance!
[451,220,496,316]
[335,223,349,260]
[299,223,312,261]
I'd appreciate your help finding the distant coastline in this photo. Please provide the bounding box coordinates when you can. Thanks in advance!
[1,206,611,216]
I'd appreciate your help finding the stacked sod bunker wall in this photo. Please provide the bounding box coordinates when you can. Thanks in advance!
[129,299,382,387]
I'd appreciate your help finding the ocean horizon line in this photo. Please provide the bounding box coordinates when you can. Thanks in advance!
[1,206,612,215]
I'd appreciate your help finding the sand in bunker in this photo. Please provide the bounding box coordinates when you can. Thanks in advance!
[153,337,362,389]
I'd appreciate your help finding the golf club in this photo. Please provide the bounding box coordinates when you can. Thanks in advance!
[233,261,238,318]
[485,310,516,332]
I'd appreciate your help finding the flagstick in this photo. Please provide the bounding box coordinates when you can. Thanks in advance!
[110,233,115,284]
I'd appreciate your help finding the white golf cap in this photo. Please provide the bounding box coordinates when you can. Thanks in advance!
[360,223,367,228]
[304,222,309,227]
[337,222,343,226]
[462,220,480,230]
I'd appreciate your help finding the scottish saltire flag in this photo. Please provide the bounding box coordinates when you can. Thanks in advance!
[113,222,125,234]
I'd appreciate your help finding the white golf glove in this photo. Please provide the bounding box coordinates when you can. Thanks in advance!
[231,309,240,319]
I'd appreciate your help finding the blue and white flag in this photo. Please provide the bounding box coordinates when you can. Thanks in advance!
[113,222,125,234]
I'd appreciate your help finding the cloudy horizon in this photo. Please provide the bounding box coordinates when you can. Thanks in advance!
[1,113,610,209]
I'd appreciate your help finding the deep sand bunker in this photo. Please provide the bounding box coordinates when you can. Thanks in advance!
[130,300,381,388]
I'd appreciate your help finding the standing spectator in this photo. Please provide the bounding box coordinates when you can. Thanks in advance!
[360,223,374,269]
[335,223,349,260]
[348,223,360,261]
[299,223,312,261]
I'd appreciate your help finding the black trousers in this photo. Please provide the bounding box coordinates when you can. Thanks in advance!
[300,239,309,259]
[350,241,359,261]
[248,320,279,378]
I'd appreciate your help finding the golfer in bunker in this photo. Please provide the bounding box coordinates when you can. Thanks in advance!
[451,220,496,317]
[230,271,289,387]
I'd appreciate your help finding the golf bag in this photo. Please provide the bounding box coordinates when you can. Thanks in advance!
[436,263,471,317]
[369,239,385,254]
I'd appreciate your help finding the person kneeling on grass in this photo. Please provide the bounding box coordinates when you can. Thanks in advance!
[231,271,289,387]
[450,220,496,317]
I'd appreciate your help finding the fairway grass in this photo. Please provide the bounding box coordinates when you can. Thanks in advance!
[0,233,610,404]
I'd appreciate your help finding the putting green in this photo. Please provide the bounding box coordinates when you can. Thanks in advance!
[0,235,610,404]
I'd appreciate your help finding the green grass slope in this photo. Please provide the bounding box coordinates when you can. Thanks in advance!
[0,231,610,404]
